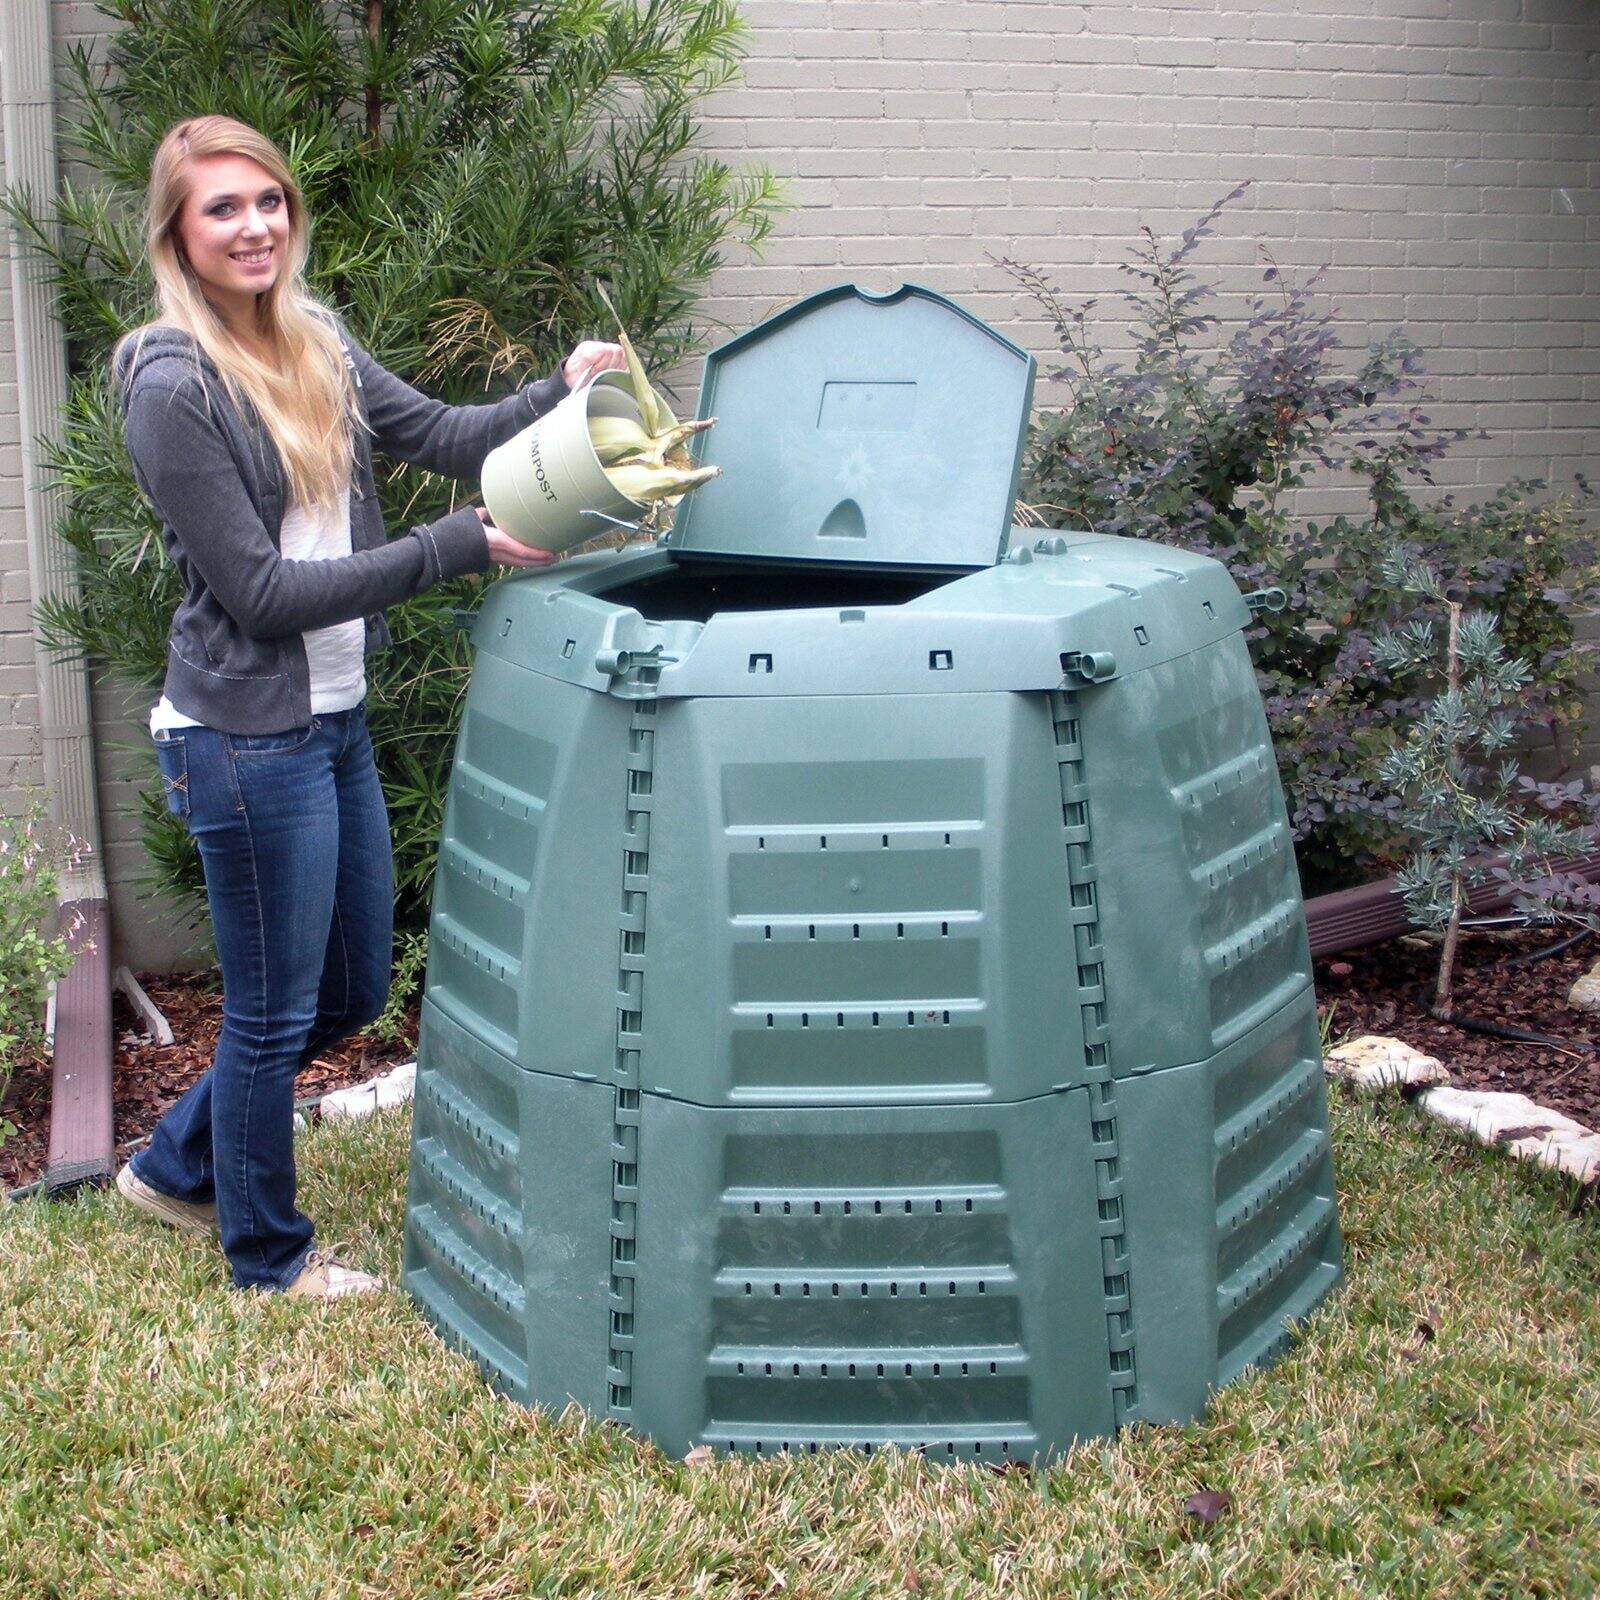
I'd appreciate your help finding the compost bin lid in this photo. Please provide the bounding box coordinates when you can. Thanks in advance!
[665,282,1036,571]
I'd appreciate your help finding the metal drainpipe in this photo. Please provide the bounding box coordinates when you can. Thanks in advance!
[2,0,115,1191]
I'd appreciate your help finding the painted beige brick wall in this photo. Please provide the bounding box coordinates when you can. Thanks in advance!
[52,6,203,966]
[686,0,1599,505]
[2,0,1597,966]
[676,0,1600,788]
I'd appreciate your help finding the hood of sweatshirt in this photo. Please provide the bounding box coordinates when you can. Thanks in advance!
[112,323,223,402]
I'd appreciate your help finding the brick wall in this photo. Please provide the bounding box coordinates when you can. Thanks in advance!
[48,4,204,965]
[680,0,1600,784]
[2,0,1597,965]
[687,0,1599,506]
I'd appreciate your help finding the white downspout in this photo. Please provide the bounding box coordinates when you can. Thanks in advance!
[1,0,107,897]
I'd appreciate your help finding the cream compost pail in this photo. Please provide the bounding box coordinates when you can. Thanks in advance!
[480,370,667,552]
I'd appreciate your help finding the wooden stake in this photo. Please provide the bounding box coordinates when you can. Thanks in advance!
[365,0,383,142]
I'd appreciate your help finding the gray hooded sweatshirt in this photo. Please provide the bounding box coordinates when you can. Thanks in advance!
[115,322,568,733]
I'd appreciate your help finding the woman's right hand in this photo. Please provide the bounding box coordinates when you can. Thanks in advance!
[475,507,558,568]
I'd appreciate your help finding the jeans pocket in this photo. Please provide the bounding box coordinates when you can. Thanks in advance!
[229,722,318,757]
[153,734,190,817]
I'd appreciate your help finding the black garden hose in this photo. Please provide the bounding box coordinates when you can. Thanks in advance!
[1417,988,1600,1054]
[1393,922,1600,1051]
[1490,926,1594,968]
[1416,930,1600,1052]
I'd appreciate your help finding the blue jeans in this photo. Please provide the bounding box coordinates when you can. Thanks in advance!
[131,708,394,1290]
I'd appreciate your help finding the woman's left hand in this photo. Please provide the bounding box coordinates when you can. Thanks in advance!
[475,506,558,568]
[563,341,628,390]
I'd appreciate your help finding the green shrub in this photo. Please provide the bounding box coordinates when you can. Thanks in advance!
[0,809,89,1142]
[13,0,777,933]
[365,928,428,1049]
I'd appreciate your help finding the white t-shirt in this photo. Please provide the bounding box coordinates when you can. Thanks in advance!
[150,494,367,735]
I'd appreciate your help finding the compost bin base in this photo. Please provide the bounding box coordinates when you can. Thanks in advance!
[1316,927,1600,1130]
[0,971,417,1192]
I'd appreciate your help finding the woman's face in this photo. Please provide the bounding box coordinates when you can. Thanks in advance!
[173,152,291,325]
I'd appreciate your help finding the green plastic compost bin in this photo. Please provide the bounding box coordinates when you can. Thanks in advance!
[402,283,1343,1464]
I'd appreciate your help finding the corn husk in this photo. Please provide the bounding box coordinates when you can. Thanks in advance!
[605,460,722,502]
[589,285,719,507]
[595,282,664,436]
[588,414,656,466]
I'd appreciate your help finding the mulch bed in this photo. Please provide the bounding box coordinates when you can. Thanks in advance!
[0,970,416,1193]
[1316,923,1600,1130]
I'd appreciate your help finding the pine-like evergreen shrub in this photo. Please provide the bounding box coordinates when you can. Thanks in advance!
[0,809,90,1140]
[13,0,776,930]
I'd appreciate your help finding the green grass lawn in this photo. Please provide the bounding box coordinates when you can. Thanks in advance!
[1,1089,1595,1600]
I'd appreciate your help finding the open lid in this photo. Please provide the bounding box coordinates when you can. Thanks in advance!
[665,282,1036,571]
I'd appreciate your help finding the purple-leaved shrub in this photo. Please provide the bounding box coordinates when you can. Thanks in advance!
[1006,186,1598,890]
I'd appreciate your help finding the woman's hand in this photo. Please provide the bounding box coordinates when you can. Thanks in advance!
[475,507,558,567]
[562,340,628,390]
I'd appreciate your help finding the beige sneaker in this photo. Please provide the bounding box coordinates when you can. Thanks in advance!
[115,1162,219,1236]
[283,1248,383,1300]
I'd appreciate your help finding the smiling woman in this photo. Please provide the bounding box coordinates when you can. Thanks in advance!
[106,115,626,1301]
[135,123,362,513]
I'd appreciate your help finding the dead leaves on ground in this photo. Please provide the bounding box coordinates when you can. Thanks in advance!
[1183,1488,1232,1523]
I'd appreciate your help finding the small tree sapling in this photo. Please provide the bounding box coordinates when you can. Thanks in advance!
[1373,549,1595,1018]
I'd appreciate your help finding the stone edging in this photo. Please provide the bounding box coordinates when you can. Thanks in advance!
[292,1061,417,1132]
[1325,1036,1600,1187]
[1414,1087,1600,1186]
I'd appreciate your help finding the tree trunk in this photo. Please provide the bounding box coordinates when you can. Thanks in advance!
[1433,599,1464,1018]
[1434,882,1462,1018]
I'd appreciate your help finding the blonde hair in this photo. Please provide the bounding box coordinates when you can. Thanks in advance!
[134,116,355,510]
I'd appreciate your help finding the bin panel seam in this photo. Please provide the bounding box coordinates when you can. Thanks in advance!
[609,698,657,1418]
[1050,688,1139,1426]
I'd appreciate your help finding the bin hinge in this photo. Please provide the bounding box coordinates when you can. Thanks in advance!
[1059,650,1117,687]
[594,644,665,681]
[593,618,702,696]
